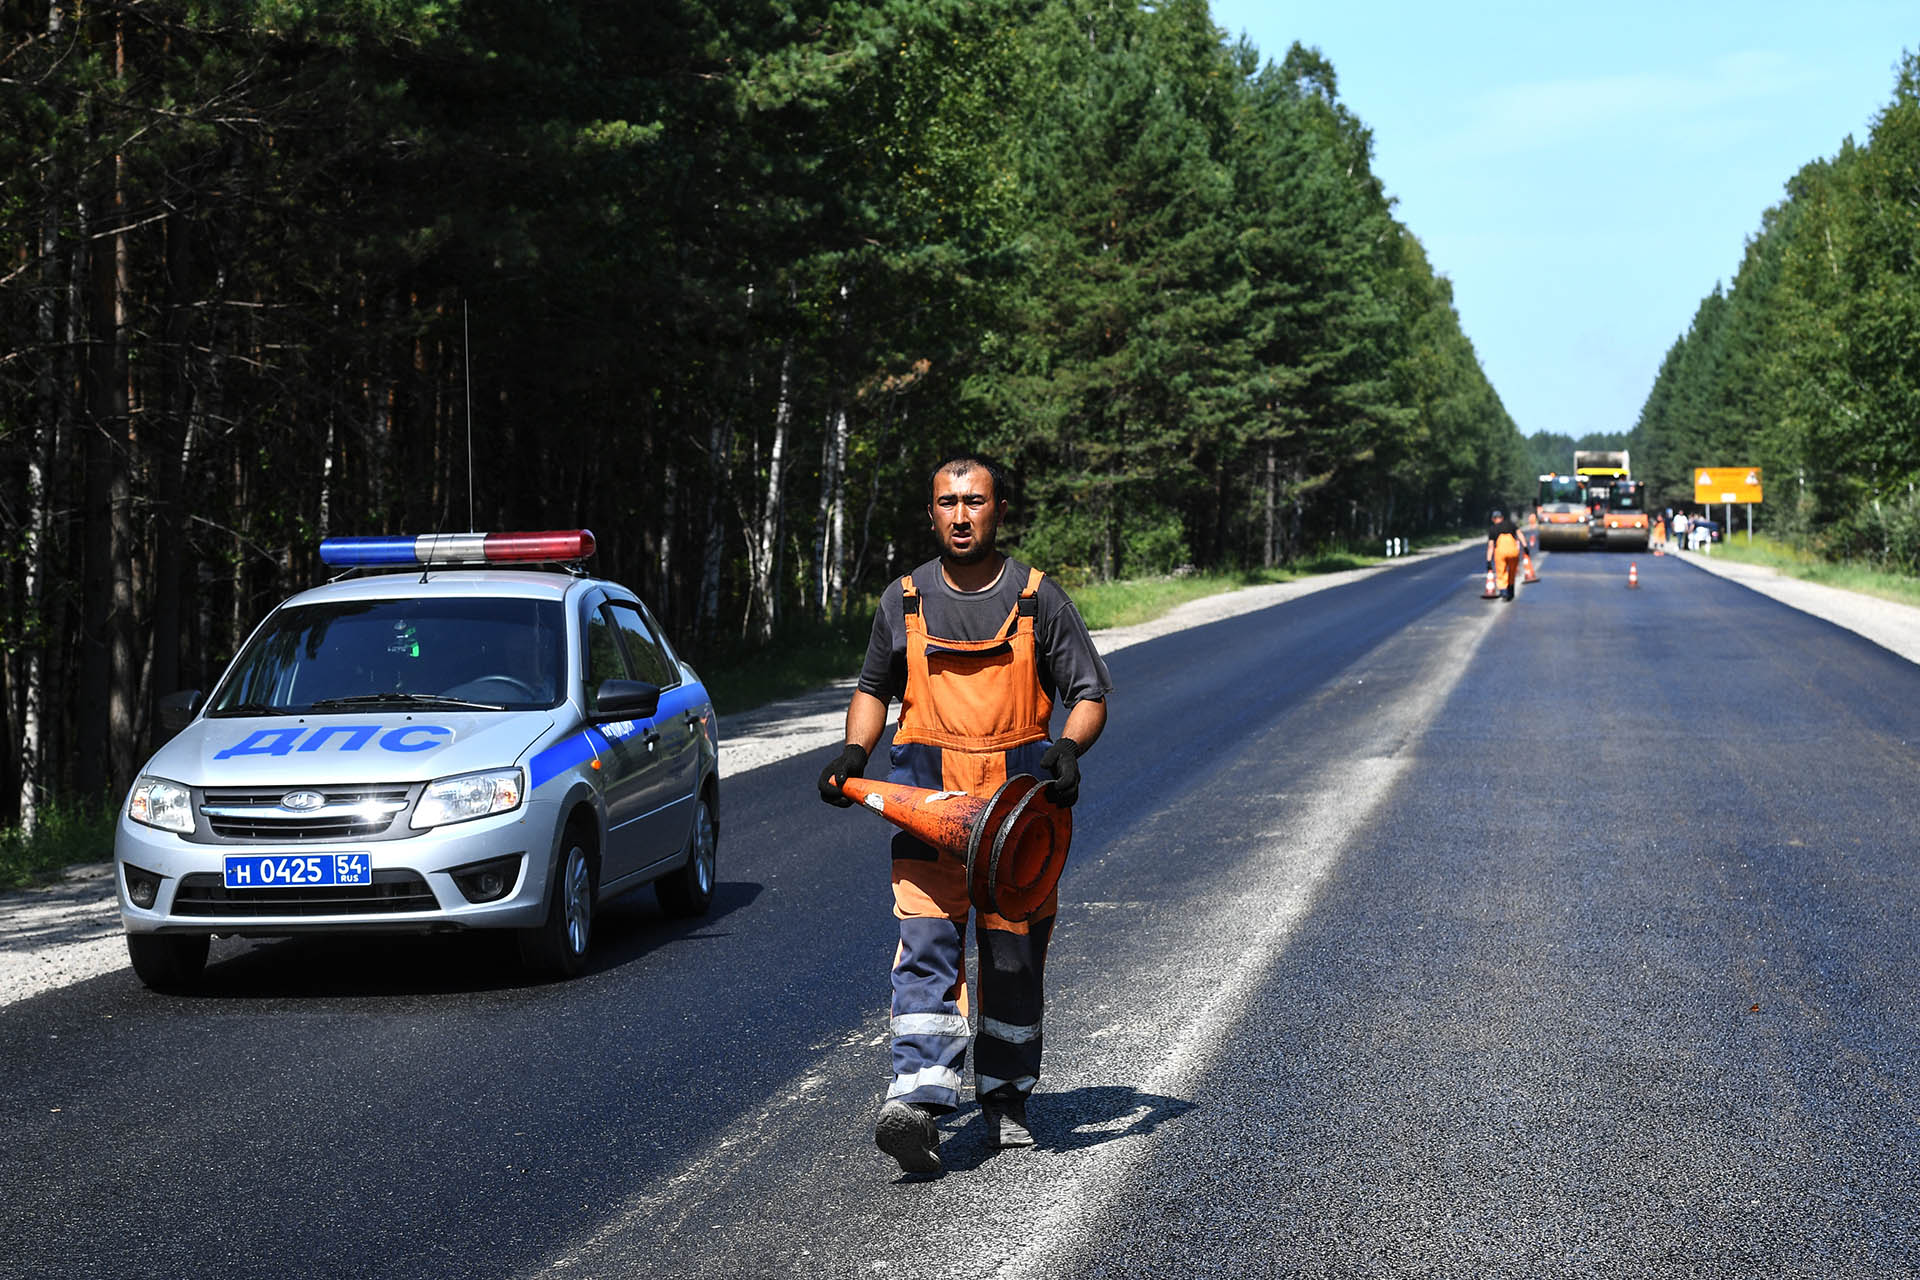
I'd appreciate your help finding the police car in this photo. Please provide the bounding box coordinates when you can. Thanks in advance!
[115,530,720,991]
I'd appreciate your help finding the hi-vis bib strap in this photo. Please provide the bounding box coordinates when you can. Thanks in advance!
[895,567,1052,756]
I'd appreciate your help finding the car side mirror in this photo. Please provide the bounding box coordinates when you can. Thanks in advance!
[594,679,660,720]
[158,689,204,737]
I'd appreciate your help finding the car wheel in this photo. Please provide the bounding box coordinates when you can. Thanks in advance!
[518,836,596,980]
[126,933,209,993]
[655,794,717,918]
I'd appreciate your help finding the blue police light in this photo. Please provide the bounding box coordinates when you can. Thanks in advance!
[319,530,596,568]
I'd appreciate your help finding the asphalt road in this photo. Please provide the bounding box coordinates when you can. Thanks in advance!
[4,546,1918,1279]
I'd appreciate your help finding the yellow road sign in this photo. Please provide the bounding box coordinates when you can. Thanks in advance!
[1693,466,1763,504]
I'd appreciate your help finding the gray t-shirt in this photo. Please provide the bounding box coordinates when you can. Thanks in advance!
[858,557,1113,710]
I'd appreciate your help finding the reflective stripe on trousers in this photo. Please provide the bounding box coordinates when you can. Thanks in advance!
[886,737,1055,1113]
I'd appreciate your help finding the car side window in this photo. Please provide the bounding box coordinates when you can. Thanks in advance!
[608,603,676,689]
[584,607,629,711]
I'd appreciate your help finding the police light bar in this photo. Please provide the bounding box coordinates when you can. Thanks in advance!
[318,530,596,568]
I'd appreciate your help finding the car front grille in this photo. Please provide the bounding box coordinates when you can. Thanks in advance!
[200,786,414,841]
[172,870,438,917]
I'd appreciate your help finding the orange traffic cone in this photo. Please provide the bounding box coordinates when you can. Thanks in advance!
[1481,567,1499,599]
[1521,552,1539,584]
[840,775,1071,922]
[1628,562,1639,589]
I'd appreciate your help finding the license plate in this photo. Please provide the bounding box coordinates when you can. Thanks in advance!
[223,853,372,889]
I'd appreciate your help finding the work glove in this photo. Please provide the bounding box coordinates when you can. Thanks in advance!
[1039,737,1081,808]
[817,742,869,807]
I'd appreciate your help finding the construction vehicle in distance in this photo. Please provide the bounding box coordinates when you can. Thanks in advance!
[1576,449,1650,551]
[1533,472,1591,550]
[1534,450,1649,551]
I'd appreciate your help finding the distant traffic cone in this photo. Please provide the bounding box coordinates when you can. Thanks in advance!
[1521,552,1539,584]
[840,775,1071,922]
[1627,562,1639,589]
[1481,567,1499,599]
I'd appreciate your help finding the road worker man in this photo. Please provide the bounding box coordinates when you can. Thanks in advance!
[1486,507,1522,602]
[817,454,1112,1177]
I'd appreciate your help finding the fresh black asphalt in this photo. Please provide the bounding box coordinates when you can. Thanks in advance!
[2,546,1915,1278]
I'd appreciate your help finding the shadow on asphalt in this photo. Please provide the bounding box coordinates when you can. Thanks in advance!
[930,1084,1197,1175]
[176,879,765,1000]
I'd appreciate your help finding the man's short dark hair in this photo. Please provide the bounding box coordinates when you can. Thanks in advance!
[928,454,1009,506]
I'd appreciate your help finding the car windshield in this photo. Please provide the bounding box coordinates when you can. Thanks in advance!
[1609,484,1645,512]
[210,596,566,715]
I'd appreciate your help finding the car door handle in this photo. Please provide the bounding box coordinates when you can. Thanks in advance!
[643,729,660,751]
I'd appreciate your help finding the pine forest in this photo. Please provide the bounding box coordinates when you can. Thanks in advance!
[7,0,1761,826]
[1630,53,1920,569]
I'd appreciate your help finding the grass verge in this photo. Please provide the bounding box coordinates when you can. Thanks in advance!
[696,545,1408,708]
[0,800,117,892]
[1068,551,1383,630]
[1703,534,1920,608]
[696,610,875,718]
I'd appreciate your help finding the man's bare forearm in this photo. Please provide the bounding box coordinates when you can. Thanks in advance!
[845,689,890,754]
[1060,697,1107,752]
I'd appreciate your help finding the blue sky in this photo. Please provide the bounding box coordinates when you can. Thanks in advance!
[1207,1,1916,441]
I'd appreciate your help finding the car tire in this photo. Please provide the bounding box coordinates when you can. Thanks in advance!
[655,794,717,918]
[127,933,209,993]
[518,834,597,980]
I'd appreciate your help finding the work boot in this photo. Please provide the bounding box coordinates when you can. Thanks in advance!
[875,1099,942,1176]
[981,1096,1033,1148]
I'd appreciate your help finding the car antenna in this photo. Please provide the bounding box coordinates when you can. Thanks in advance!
[419,301,475,585]
[464,299,475,533]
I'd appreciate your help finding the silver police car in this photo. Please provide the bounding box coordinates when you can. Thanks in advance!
[115,530,719,990]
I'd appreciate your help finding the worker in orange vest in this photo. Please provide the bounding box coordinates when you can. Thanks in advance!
[1486,507,1522,602]
[819,455,1112,1176]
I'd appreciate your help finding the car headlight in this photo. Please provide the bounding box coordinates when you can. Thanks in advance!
[411,769,524,830]
[128,777,195,834]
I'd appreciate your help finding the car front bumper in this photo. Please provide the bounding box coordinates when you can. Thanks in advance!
[115,798,560,936]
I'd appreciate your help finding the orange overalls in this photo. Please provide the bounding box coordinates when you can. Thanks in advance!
[885,567,1057,1114]
[1492,531,1521,594]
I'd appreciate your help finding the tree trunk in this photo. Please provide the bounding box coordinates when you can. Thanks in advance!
[1287,464,1306,565]
[853,399,897,592]
[828,402,850,618]
[749,346,792,643]
[696,413,731,643]
[80,196,129,797]
[813,281,854,620]
[20,30,69,828]
[1263,444,1277,568]
[812,409,835,619]
[656,460,676,624]
[146,210,197,743]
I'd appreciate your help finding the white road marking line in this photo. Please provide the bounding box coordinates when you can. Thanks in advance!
[991,603,1499,1280]
[532,600,1499,1276]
